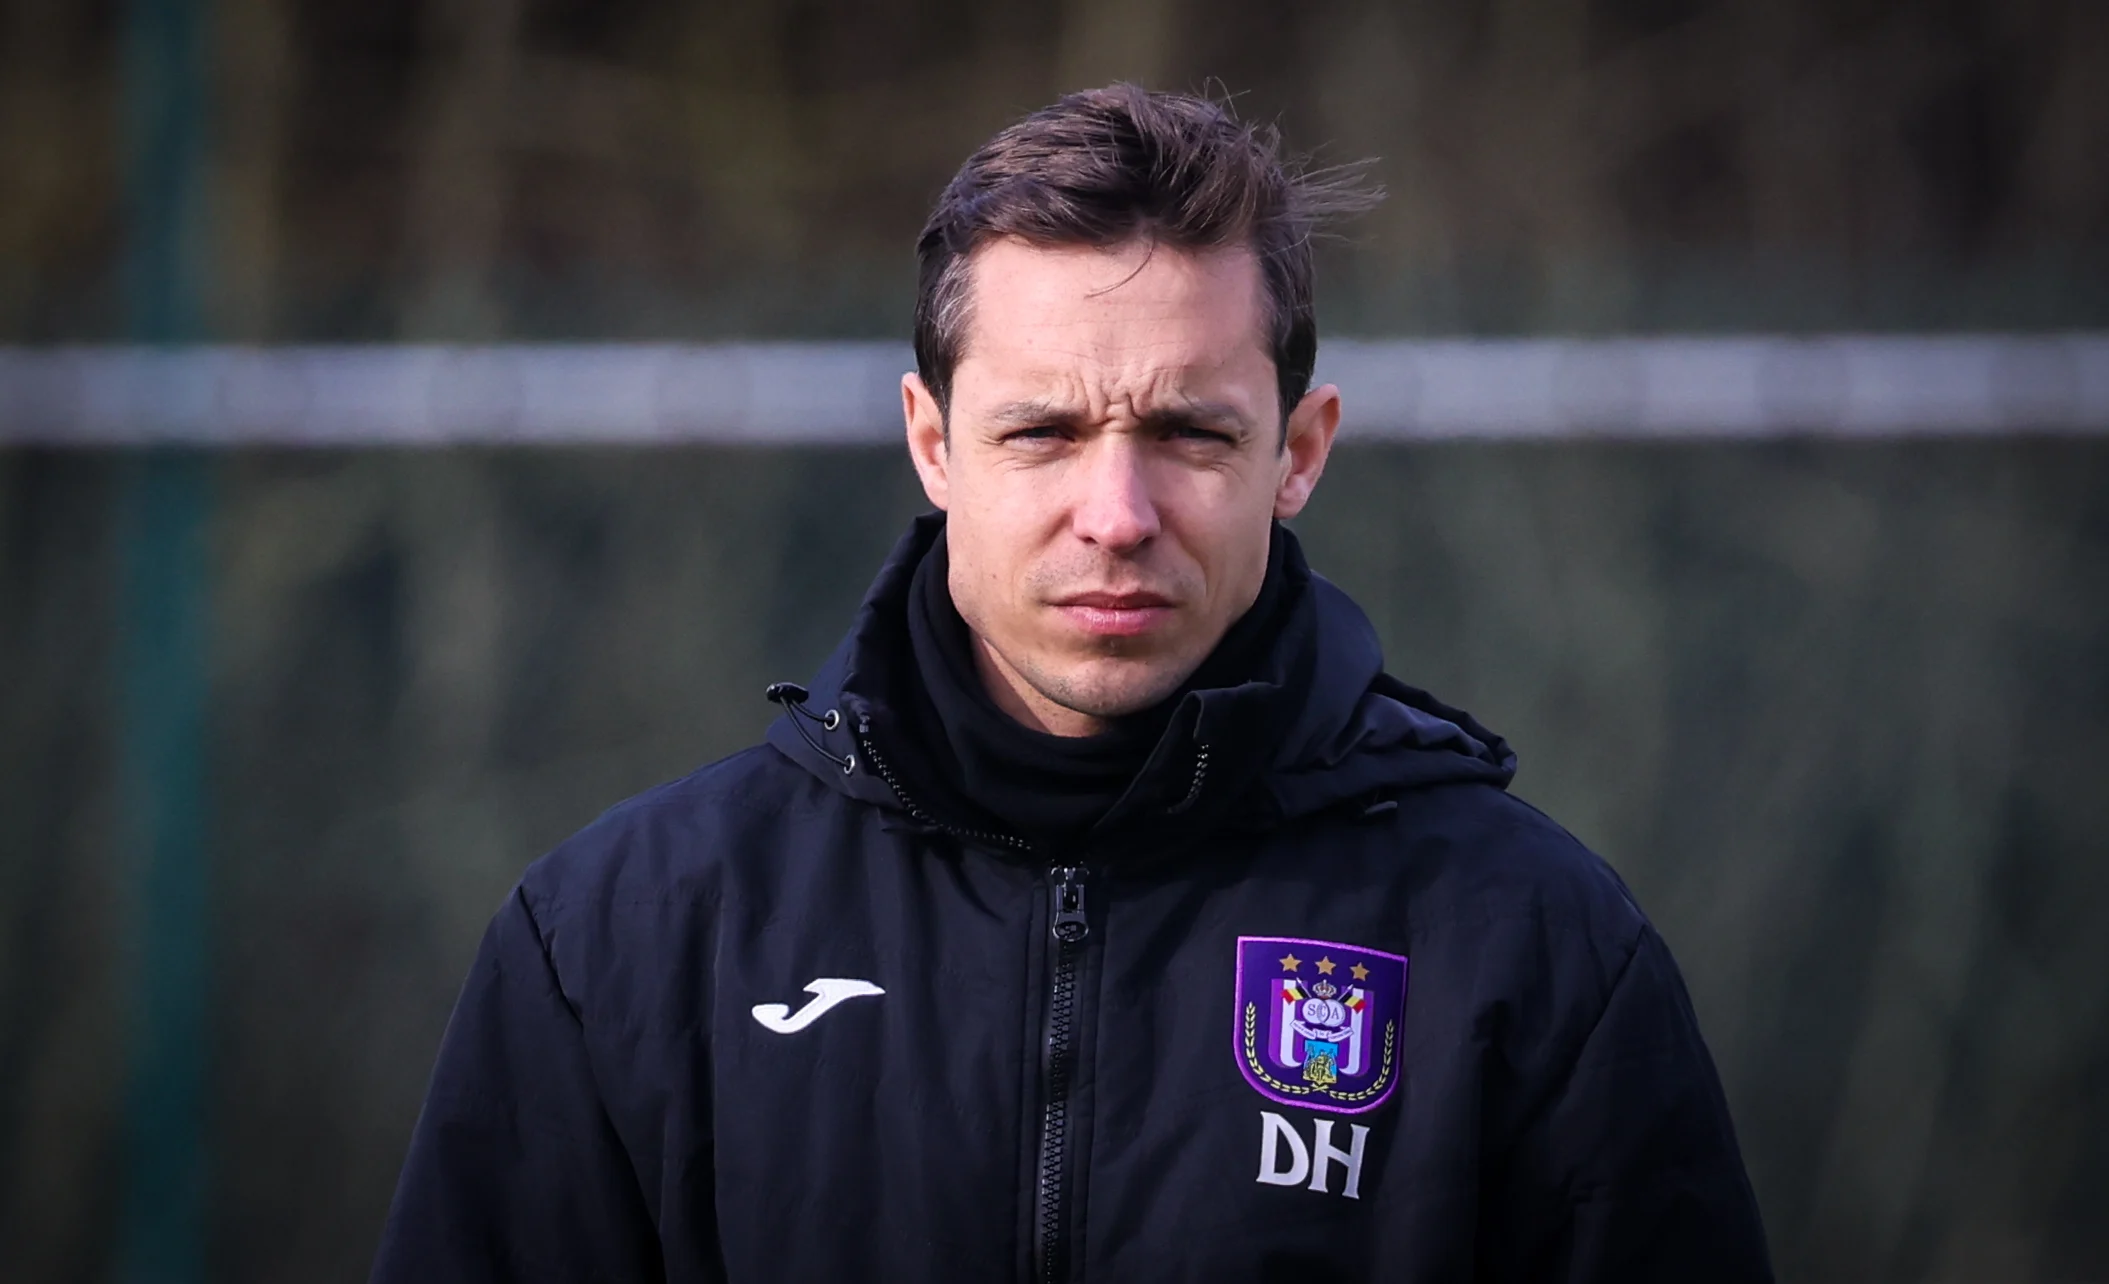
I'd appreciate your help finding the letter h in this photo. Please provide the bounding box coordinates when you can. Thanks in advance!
[1309,1119,1369,1199]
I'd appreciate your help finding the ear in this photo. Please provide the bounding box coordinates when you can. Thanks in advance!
[1273,383,1340,519]
[903,372,951,510]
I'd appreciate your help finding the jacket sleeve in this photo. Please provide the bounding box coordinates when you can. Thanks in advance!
[370,888,671,1284]
[1488,923,1774,1284]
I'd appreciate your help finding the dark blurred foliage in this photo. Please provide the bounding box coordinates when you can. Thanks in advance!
[0,0,2105,342]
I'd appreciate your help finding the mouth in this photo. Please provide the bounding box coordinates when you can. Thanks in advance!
[1049,590,1177,638]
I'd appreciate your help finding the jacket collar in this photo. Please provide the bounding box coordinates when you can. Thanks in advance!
[767,513,1516,857]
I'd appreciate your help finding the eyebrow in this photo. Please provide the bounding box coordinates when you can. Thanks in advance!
[985,399,1077,428]
[983,397,1255,434]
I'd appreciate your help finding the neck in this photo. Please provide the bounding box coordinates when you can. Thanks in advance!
[966,631,1112,737]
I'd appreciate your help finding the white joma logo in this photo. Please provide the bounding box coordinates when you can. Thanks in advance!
[750,978,885,1034]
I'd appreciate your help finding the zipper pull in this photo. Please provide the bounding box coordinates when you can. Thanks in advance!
[1050,866,1089,943]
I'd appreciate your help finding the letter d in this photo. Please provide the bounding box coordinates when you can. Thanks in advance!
[1256,1111,1310,1187]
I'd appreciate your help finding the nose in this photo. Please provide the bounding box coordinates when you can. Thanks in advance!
[1068,434,1161,552]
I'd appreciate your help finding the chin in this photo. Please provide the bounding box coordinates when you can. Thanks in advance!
[1038,656,1198,721]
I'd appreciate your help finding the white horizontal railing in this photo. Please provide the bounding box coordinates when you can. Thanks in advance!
[2,335,2105,445]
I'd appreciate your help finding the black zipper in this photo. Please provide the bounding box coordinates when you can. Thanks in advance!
[1037,864,1089,1284]
[853,717,1033,854]
[851,716,1090,1282]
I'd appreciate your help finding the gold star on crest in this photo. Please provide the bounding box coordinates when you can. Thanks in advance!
[1278,953,1301,972]
[1349,962,1370,981]
[1315,957,1336,975]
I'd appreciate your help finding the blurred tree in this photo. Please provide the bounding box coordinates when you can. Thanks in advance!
[0,0,2102,339]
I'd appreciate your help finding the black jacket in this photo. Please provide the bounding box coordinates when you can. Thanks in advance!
[373,517,1772,1283]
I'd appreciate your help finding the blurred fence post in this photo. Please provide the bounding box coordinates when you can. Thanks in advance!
[117,0,213,1281]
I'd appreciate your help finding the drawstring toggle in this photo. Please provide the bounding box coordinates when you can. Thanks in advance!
[765,682,856,775]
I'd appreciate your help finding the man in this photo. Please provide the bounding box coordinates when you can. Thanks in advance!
[374,85,1771,1282]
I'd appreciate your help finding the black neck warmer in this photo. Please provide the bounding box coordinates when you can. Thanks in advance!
[903,522,1294,853]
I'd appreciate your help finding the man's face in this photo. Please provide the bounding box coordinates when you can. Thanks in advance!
[904,238,1339,736]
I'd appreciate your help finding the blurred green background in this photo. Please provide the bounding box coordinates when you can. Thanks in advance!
[3,0,2108,1282]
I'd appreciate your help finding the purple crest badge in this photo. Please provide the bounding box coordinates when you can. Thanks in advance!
[1235,936,1408,1113]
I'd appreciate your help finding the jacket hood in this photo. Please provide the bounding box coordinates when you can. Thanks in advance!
[767,514,1515,850]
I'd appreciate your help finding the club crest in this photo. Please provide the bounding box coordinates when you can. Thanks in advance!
[1235,936,1407,1114]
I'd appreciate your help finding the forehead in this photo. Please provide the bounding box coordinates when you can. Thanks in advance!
[952,239,1271,409]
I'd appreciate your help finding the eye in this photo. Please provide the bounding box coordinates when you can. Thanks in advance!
[1168,422,1237,445]
[1001,424,1070,446]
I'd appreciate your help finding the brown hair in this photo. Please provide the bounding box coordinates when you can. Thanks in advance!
[913,84,1381,431]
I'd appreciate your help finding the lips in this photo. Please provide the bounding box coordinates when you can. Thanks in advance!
[1050,591,1176,638]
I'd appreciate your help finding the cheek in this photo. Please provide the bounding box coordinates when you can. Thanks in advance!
[944,506,1032,627]
[951,466,1060,564]
[1160,474,1273,576]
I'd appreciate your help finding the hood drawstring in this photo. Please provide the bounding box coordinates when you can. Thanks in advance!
[765,682,857,775]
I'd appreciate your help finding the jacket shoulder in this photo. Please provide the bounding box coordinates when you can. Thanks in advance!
[1381,784,1670,1091]
[498,742,840,1031]
[1388,781,1646,947]
[515,742,819,922]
